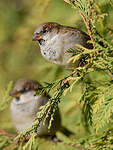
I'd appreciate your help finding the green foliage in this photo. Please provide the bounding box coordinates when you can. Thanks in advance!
[0,136,13,150]
[93,83,113,132]
[0,81,13,111]
[0,0,113,150]
[16,0,113,147]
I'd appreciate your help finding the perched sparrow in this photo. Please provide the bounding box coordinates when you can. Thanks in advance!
[32,22,93,68]
[10,78,72,137]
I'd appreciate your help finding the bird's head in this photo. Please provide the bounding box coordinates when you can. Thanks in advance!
[10,78,42,104]
[32,22,61,45]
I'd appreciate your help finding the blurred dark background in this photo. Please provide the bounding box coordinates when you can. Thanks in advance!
[0,0,113,149]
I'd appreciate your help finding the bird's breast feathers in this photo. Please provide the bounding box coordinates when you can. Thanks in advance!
[40,33,72,65]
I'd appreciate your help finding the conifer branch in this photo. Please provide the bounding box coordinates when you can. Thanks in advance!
[1,0,113,150]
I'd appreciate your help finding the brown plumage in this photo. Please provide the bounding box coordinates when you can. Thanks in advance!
[10,78,42,97]
[32,22,93,68]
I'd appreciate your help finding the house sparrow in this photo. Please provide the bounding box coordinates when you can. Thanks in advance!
[32,22,93,68]
[10,78,72,137]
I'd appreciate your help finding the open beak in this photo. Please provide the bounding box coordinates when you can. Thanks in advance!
[10,90,21,98]
[32,33,43,41]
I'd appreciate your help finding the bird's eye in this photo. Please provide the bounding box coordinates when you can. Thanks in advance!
[41,29,47,34]
[15,97,20,102]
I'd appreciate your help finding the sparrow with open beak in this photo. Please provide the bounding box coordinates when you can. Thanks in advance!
[32,22,93,68]
[10,78,73,137]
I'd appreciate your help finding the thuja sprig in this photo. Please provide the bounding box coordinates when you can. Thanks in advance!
[64,0,94,41]
[14,0,113,149]
[15,70,83,147]
[0,81,13,111]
